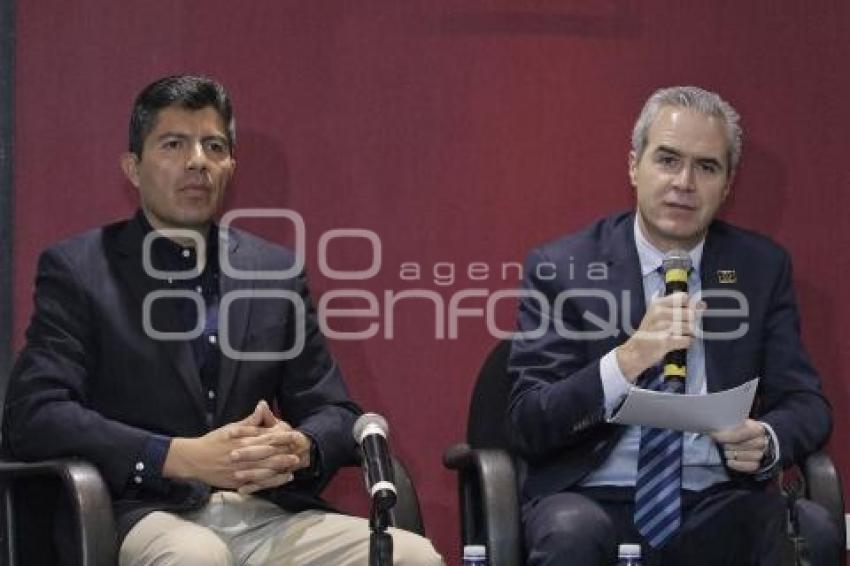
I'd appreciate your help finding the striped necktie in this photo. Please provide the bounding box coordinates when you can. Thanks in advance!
[634,370,684,547]
[634,262,690,547]
[635,373,685,548]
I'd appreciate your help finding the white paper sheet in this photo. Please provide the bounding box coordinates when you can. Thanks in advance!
[609,378,759,433]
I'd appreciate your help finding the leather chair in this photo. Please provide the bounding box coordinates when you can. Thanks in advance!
[444,339,846,566]
[0,455,425,566]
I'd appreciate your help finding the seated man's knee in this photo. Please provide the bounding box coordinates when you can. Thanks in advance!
[120,514,234,566]
[158,543,234,566]
[389,527,444,566]
[524,492,615,565]
[123,539,234,566]
[796,499,842,566]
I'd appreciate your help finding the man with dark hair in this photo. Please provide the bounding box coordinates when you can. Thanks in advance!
[4,74,442,565]
[509,86,837,565]
[128,74,236,158]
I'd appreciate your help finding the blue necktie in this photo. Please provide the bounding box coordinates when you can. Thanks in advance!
[634,370,685,548]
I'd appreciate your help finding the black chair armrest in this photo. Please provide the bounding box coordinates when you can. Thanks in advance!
[443,443,473,470]
[444,443,522,566]
[802,450,845,545]
[0,458,116,566]
[388,455,425,536]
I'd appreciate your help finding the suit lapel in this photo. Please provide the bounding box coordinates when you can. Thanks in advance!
[215,228,254,419]
[110,219,207,419]
[602,213,646,351]
[699,224,740,393]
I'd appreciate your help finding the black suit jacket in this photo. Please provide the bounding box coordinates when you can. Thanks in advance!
[3,215,361,539]
[508,211,831,503]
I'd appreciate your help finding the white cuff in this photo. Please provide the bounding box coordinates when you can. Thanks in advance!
[600,349,633,418]
[758,421,781,471]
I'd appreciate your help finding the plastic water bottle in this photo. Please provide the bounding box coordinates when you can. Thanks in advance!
[462,544,487,565]
[616,543,642,565]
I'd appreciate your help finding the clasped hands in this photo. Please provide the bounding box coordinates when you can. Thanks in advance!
[615,292,769,474]
[164,400,311,494]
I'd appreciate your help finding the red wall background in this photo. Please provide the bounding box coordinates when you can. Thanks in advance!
[12,1,850,561]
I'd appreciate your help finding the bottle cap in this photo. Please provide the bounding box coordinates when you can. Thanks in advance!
[463,545,487,559]
[618,543,641,558]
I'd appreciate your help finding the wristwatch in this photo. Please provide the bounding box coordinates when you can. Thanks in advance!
[759,427,776,468]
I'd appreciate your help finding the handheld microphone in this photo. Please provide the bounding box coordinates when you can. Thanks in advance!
[662,249,692,382]
[352,413,397,512]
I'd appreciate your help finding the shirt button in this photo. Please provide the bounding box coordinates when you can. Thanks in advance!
[208,390,216,400]
[182,249,191,258]
[208,335,217,344]
[195,285,203,293]
[167,278,173,285]
[133,475,143,484]
[135,461,145,472]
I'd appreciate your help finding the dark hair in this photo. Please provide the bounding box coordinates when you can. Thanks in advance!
[128,75,235,157]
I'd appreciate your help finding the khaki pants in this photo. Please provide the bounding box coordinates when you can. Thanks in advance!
[120,491,443,566]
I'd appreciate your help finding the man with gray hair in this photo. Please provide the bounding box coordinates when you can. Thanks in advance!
[508,86,836,564]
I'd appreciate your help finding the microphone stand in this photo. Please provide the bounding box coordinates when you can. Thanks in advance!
[369,498,393,566]
[780,470,811,566]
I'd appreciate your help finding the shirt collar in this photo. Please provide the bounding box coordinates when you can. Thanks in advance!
[633,215,704,278]
[133,209,219,269]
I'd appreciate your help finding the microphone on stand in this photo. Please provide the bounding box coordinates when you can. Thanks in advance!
[352,413,397,512]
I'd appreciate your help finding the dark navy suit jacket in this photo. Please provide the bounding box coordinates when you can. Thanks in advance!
[508,211,831,503]
[4,215,361,539]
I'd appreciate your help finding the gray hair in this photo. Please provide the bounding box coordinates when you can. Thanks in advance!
[631,86,742,172]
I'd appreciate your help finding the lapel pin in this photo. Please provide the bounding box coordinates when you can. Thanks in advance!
[717,270,737,284]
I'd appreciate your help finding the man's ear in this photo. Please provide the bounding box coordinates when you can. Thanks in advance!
[218,156,237,190]
[628,151,638,188]
[120,152,140,188]
[722,170,736,202]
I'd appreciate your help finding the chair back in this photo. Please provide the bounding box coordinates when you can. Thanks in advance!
[467,340,514,450]
[458,339,523,565]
